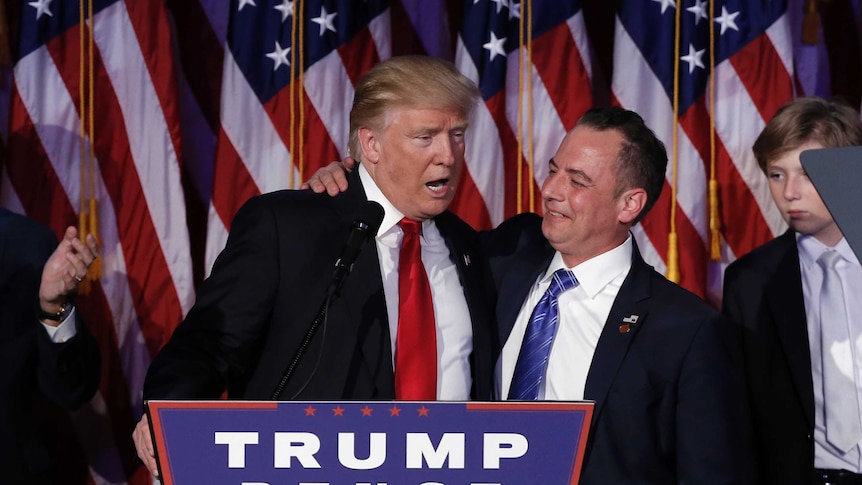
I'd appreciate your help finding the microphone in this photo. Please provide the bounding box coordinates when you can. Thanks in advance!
[328,200,385,297]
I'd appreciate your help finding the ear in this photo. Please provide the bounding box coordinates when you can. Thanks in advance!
[357,127,380,165]
[618,188,647,225]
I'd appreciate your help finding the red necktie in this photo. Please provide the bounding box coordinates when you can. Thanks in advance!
[395,218,437,400]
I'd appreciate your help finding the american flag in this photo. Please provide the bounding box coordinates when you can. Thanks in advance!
[0,0,856,482]
[612,0,794,302]
[454,0,593,230]
[2,0,193,483]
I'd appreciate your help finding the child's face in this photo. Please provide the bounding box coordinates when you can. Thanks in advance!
[767,141,842,246]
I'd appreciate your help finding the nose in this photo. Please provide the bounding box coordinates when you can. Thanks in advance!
[783,174,802,201]
[436,135,458,167]
[541,171,563,201]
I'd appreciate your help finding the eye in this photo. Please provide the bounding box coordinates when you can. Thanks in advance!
[767,172,784,181]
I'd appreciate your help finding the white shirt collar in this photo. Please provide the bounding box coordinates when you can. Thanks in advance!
[797,233,860,269]
[541,235,633,299]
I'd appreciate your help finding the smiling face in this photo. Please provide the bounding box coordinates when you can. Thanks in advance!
[541,126,646,267]
[358,106,467,221]
[766,141,841,246]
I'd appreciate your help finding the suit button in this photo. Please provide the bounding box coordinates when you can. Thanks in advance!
[806,434,813,441]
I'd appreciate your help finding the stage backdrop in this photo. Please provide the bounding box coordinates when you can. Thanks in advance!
[0,0,860,483]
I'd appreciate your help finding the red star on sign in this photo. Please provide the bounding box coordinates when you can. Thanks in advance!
[332,405,344,416]
[361,405,373,416]
[417,406,429,417]
[304,405,316,416]
[389,405,401,416]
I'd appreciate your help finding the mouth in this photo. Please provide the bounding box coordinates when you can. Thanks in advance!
[426,178,449,194]
[787,210,806,219]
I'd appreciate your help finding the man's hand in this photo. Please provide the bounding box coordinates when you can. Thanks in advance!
[38,226,100,318]
[133,414,160,478]
[300,157,356,195]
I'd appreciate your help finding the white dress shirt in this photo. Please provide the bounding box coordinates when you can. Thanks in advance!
[498,235,633,400]
[359,165,473,400]
[799,234,862,471]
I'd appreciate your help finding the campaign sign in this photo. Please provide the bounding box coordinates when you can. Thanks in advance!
[147,400,593,485]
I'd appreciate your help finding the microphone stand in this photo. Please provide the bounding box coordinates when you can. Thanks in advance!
[270,291,333,400]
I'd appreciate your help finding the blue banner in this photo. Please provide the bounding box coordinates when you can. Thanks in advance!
[148,400,593,485]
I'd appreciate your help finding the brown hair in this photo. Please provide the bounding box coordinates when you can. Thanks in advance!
[753,97,862,172]
[348,55,481,161]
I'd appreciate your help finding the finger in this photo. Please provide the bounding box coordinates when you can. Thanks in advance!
[299,182,310,190]
[85,233,100,257]
[68,237,95,266]
[343,157,357,171]
[65,252,89,280]
[307,178,326,194]
[62,226,79,243]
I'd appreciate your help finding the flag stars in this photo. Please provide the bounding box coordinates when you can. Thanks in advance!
[28,0,53,19]
[509,2,521,19]
[714,6,740,35]
[304,405,316,416]
[237,0,256,12]
[361,405,373,416]
[389,405,401,417]
[417,406,430,417]
[686,0,708,25]
[311,5,338,36]
[266,41,291,71]
[652,0,676,14]
[491,0,508,14]
[332,405,344,416]
[274,0,294,22]
[680,44,706,74]
[483,32,507,61]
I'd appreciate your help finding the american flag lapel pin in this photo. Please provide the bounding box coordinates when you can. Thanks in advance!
[619,314,639,334]
[464,254,471,266]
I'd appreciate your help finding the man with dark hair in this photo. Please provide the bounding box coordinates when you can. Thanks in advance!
[306,106,752,483]
[723,97,862,484]
[133,55,497,478]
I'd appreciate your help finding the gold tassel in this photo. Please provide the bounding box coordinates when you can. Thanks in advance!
[709,180,722,260]
[87,198,102,279]
[666,232,680,283]
[802,0,819,45]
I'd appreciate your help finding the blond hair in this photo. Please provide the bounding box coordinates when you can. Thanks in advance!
[348,56,480,161]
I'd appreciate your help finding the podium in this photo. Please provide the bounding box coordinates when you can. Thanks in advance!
[148,400,594,485]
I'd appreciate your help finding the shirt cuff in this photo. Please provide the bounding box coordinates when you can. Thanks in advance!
[40,308,79,343]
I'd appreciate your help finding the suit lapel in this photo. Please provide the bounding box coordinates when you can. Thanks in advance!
[497,244,553,343]
[583,241,651,419]
[765,232,815,427]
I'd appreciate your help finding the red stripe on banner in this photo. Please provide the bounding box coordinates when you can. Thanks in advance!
[449,167,493,230]
[338,28,381,87]
[6,89,145,483]
[639,180,708,298]
[211,127,261,228]
[125,0,184,163]
[46,31,184,356]
[165,0,224,131]
[730,34,794,123]
[531,20,593,131]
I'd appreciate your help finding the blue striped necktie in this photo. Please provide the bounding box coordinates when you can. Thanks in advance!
[509,269,579,400]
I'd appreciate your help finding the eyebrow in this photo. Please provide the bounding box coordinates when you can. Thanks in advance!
[549,158,594,184]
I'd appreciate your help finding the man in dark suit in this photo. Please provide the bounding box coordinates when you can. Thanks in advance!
[0,207,101,484]
[723,97,862,484]
[132,56,497,477]
[483,107,751,483]
[305,107,753,483]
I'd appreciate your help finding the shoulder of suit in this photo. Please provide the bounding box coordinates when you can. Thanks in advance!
[725,232,795,282]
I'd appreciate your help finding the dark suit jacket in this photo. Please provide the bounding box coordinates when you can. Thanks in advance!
[723,230,814,484]
[144,172,496,402]
[0,208,101,484]
[485,213,752,484]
